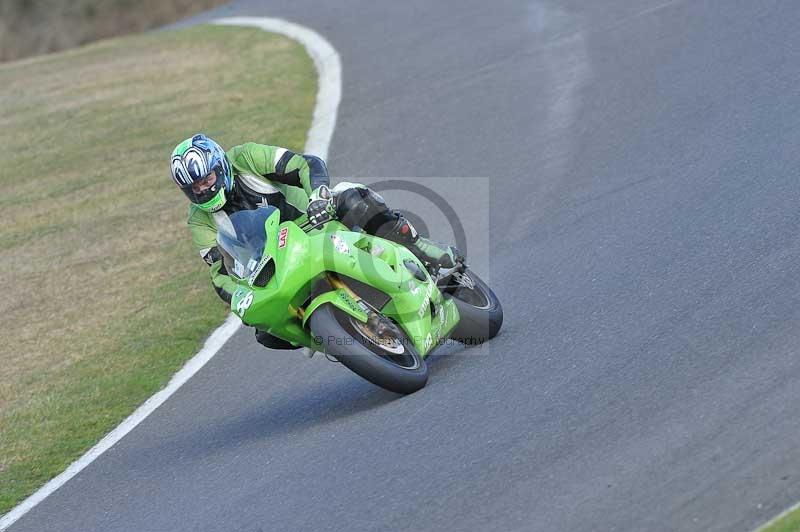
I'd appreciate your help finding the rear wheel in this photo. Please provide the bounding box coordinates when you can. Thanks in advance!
[308,304,428,394]
[439,268,503,345]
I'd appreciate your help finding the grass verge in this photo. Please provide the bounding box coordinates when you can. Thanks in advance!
[0,24,316,514]
[759,504,800,532]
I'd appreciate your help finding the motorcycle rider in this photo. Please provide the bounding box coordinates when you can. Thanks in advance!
[171,133,460,349]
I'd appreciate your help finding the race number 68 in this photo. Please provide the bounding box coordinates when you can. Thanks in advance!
[236,291,254,315]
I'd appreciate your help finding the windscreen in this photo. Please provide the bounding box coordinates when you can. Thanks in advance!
[216,207,276,279]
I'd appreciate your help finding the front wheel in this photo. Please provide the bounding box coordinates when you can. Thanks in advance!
[440,268,503,345]
[308,304,428,394]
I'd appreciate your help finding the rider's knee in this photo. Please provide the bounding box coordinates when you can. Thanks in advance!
[333,184,391,231]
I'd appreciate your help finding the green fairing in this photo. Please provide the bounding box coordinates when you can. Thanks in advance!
[226,210,460,357]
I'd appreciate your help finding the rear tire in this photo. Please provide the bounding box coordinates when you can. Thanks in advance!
[308,304,428,394]
[441,268,503,345]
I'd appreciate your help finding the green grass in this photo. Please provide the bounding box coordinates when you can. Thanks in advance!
[0,24,316,514]
[759,504,800,532]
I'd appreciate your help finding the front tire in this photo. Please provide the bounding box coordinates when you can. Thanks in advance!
[440,268,503,345]
[308,304,428,394]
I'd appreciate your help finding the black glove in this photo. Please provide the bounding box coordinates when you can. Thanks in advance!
[306,185,334,228]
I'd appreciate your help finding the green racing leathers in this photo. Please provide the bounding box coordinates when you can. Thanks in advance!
[187,142,460,314]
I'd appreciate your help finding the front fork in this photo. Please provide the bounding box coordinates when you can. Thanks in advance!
[326,272,359,300]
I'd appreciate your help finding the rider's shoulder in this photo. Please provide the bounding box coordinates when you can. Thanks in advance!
[225,142,247,161]
[227,141,281,157]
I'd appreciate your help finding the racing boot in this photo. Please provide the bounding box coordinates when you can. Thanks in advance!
[412,235,462,268]
[382,215,462,269]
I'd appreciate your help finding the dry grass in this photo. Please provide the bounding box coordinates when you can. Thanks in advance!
[0,0,229,62]
[0,24,315,512]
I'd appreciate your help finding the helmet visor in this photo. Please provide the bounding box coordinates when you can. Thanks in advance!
[181,168,220,205]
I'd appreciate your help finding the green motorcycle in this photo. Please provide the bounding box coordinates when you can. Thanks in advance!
[216,191,502,394]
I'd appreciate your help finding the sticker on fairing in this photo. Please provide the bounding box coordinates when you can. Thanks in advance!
[407,280,421,296]
[423,333,433,352]
[417,282,435,318]
[370,243,385,257]
[233,260,245,278]
[330,234,350,254]
[337,290,361,313]
[248,255,272,286]
[278,227,288,248]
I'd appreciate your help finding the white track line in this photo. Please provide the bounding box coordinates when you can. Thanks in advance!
[214,17,341,160]
[754,499,800,531]
[0,17,341,531]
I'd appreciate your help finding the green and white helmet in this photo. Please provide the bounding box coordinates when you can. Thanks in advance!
[170,134,233,212]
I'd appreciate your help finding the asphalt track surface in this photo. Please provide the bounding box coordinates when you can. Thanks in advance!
[10,1,800,531]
